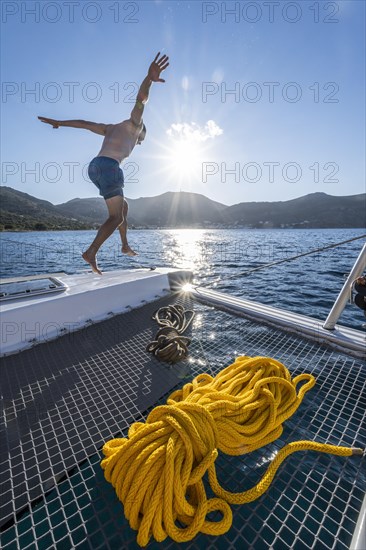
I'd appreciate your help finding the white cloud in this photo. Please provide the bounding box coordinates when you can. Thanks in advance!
[166,120,223,142]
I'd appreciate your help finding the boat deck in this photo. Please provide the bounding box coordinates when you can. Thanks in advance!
[0,293,365,549]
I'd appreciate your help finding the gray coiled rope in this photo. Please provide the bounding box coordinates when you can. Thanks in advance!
[146,304,195,363]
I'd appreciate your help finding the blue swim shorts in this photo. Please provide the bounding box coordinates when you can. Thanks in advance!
[88,156,124,200]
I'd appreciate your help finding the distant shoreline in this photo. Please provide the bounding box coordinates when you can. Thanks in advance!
[1,186,365,231]
[1,226,365,232]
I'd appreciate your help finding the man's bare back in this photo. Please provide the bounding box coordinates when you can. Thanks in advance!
[98,119,143,164]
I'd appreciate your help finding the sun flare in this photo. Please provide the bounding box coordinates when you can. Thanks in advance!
[169,139,201,174]
[153,120,223,191]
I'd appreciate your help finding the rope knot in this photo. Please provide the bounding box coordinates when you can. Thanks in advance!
[146,304,195,363]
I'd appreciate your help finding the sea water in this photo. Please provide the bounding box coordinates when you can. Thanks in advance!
[0,227,365,330]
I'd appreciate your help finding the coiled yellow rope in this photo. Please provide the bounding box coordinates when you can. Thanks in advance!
[101,356,363,547]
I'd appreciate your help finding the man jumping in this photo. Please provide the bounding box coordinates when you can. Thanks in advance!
[38,52,169,275]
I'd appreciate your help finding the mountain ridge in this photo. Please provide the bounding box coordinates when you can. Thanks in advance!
[0,186,365,230]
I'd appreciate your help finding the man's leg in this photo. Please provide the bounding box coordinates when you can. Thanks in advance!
[82,195,124,274]
[118,199,138,256]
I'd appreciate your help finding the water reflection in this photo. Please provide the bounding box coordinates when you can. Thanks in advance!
[162,229,211,271]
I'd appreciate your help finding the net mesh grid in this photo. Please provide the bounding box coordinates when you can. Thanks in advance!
[0,293,365,550]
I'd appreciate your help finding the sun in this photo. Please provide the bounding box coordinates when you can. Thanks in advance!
[169,139,201,175]
[152,120,222,190]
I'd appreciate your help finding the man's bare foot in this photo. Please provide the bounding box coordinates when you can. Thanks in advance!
[122,245,138,257]
[82,249,102,275]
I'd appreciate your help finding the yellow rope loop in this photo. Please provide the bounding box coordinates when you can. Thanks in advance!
[101,355,363,547]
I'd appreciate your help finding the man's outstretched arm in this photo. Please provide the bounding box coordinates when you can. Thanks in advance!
[38,117,108,135]
[130,52,169,126]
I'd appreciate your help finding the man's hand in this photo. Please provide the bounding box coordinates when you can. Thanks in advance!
[148,52,169,83]
[130,52,169,123]
[38,116,60,128]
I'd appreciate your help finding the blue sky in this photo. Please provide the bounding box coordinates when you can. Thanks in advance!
[1,0,365,205]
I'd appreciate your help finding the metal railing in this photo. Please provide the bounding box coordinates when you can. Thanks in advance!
[323,243,366,330]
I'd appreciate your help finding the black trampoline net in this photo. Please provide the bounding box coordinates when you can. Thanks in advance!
[0,293,365,550]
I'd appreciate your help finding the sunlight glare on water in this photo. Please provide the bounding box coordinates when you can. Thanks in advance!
[164,229,211,271]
